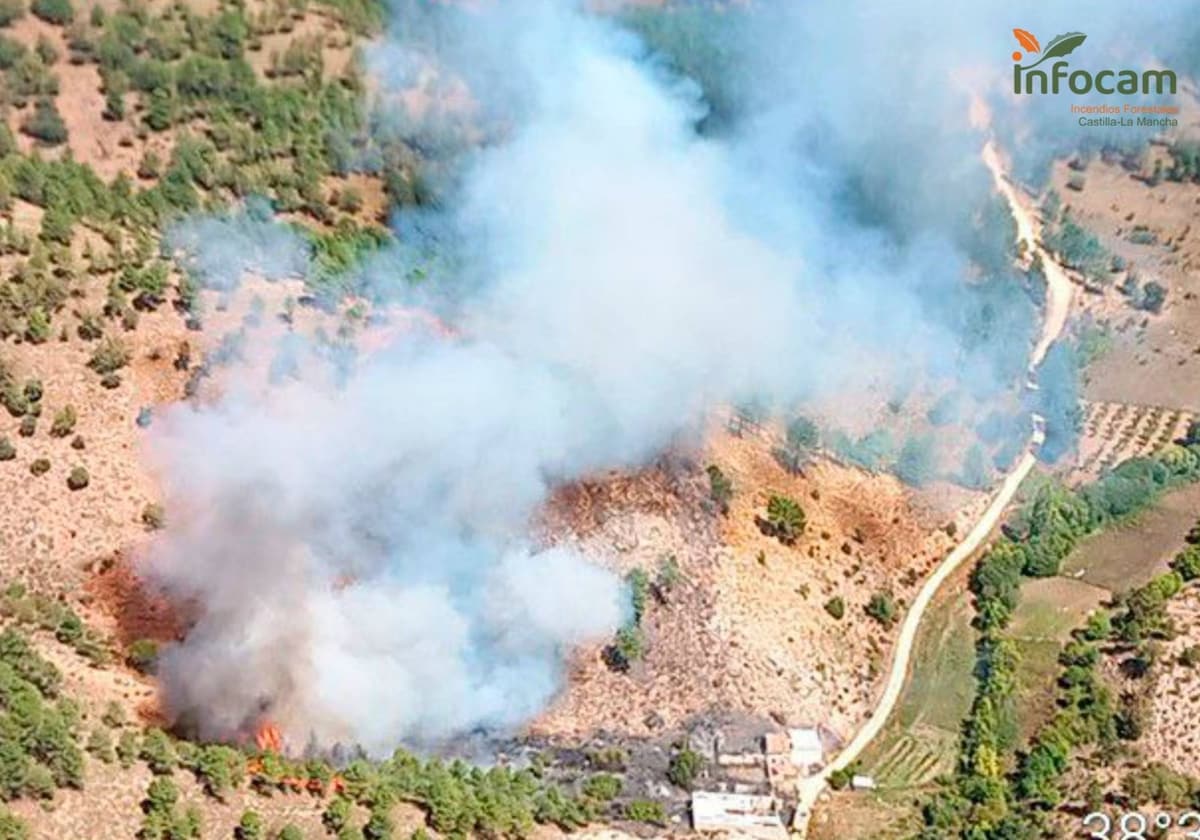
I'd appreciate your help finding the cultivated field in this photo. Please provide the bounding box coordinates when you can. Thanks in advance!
[1060,480,1200,592]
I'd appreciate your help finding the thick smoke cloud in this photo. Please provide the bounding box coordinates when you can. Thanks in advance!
[145,0,1198,753]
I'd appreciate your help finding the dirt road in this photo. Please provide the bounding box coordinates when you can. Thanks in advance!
[982,141,1074,368]
[792,143,1071,834]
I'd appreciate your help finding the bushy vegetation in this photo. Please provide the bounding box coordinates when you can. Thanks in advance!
[895,434,936,487]
[0,626,85,802]
[286,750,605,836]
[865,592,897,627]
[126,638,159,674]
[623,798,665,825]
[829,428,896,472]
[140,776,202,840]
[604,569,650,673]
[823,597,845,621]
[1043,214,1111,285]
[705,464,732,514]
[764,494,806,544]
[665,746,703,790]
[1165,139,1200,183]
[0,583,109,665]
[773,414,819,474]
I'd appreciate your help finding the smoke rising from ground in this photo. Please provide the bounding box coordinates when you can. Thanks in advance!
[146,0,1197,753]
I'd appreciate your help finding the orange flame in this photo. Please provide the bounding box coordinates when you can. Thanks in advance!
[246,722,347,798]
[255,721,283,753]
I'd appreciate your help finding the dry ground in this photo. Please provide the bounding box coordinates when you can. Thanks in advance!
[1142,585,1200,778]
[533,414,981,747]
[1048,152,1200,412]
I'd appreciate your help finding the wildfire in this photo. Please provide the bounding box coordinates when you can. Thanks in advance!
[248,720,346,796]
[255,721,284,753]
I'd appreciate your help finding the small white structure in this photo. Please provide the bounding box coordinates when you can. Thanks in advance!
[691,792,787,840]
[851,774,877,791]
[787,728,824,773]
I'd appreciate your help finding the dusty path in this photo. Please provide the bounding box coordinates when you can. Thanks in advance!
[982,141,1075,368]
[793,142,1070,833]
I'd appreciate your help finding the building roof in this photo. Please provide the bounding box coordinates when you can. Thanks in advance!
[787,728,824,766]
[763,732,790,755]
[692,791,785,838]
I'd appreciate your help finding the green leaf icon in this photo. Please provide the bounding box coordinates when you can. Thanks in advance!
[1021,32,1087,70]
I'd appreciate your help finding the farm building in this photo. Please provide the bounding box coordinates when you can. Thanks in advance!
[691,791,787,840]
[788,728,824,771]
[764,727,825,782]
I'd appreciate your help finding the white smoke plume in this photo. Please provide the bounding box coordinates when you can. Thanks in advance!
[144,0,1198,754]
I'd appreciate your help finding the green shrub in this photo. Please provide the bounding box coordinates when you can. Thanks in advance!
[20,99,66,146]
[0,808,27,839]
[23,765,53,799]
[139,727,175,775]
[581,773,621,801]
[195,744,243,798]
[896,435,936,487]
[23,308,49,343]
[706,464,732,514]
[236,810,263,840]
[88,337,129,374]
[624,799,665,824]
[28,458,48,476]
[66,466,88,490]
[126,638,159,674]
[1172,545,1200,581]
[29,0,70,24]
[626,568,649,625]
[144,775,178,812]
[86,728,113,763]
[49,405,75,437]
[0,438,13,461]
[362,810,390,840]
[765,494,806,543]
[666,747,703,790]
[828,767,854,790]
[116,731,137,768]
[824,597,845,620]
[603,626,644,673]
[0,0,25,26]
[321,798,350,833]
[865,592,897,627]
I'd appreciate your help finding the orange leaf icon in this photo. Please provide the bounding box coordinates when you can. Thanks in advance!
[1013,28,1040,53]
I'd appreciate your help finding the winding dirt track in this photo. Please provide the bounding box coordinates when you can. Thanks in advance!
[792,142,1073,833]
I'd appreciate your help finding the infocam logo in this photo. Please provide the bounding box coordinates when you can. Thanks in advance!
[1010,28,1177,96]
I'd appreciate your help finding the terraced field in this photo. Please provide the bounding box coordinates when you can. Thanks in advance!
[1072,400,1196,482]
[869,725,957,788]
[856,578,975,791]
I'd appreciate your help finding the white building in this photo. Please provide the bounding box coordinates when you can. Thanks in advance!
[691,791,787,840]
[787,728,824,773]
